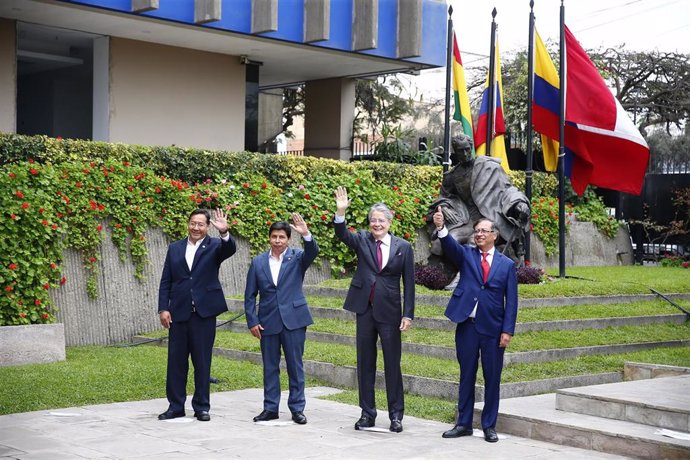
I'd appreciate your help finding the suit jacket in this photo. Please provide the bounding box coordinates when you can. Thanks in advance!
[158,235,237,322]
[244,238,319,335]
[334,220,415,324]
[440,235,518,337]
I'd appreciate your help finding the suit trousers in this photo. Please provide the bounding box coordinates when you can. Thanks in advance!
[455,319,505,429]
[356,305,404,421]
[260,326,307,413]
[165,311,216,413]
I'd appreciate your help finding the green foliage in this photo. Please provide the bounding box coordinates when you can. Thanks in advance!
[0,133,439,324]
[529,197,571,256]
[571,189,621,238]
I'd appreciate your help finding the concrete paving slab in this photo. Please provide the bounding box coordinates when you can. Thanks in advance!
[0,387,626,459]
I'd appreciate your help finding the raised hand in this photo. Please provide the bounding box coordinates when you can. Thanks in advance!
[433,206,445,230]
[335,186,350,216]
[211,208,229,234]
[289,212,310,237]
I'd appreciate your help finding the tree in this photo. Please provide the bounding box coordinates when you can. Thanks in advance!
[353,75,415,142]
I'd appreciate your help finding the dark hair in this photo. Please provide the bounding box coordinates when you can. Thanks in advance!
[189,208,211,224]
[269,221,291,239]
[473,218,496,233]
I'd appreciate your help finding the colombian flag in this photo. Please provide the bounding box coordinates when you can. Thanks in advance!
[452,32,474,151]
[474,40,509,171]
[532,30,559,172]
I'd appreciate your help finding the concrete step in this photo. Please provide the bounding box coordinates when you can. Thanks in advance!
[226,300,688,333]
[302,286,690,309]
[218,318,690,365]
[555,374,690,432]
[493,391,690,459]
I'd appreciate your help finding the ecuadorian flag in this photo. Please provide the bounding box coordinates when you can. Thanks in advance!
[452,32,474,151]
[532,30,559,172]
[474,40,509,171]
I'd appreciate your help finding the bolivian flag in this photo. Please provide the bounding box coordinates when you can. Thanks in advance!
[452,32,474,153]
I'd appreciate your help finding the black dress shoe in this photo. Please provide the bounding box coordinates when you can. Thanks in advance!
[194,411,210,421]
[291,411,307,424]
[389,419,403,433]
[441,425,474,438]
[158,410,185,420]
[483,427,499,443]
[354,415,375,430]
[253,410,279,422]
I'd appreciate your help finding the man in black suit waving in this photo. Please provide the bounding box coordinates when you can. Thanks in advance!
[157,208,236,422]
[333,186,415,433]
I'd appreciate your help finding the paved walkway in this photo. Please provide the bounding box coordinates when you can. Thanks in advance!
[0,387,626,459]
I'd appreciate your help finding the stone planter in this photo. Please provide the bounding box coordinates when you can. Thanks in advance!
[0,323,66,367]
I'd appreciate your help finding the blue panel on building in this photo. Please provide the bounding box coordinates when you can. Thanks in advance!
[206,0,252,34]
[312,0,352,51]
[55,0,446,66]
[406,0,447,66]
[259,0,304,42]
[360,0,396,58]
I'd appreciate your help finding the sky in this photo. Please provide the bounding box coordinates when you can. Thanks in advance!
[413,0,690,99]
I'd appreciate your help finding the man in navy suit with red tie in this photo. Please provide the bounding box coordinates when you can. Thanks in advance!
[157,208,237,422]
[333,186,415,434]
[244,213,319,425]
[433,207,518,443]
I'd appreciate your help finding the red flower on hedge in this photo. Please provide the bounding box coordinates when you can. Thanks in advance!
[75,182,82,188]
[39,208,45,214]
[392,185,399,191]
[60,276,67,285]
[51,224,58,230]
[242,183,250,188]
[50,263,57,269]
[30,168,39,175]
[41,219,49,226]
[261,183,267,189]
[15,191,24,198]
[10,213,16,220]
[41,312,50,320]
[8,172,16,178]
[34,299,41,306]
[355,178,361,184]
[304,194,310,200]
[43,283,50,290]
[96,224,103,232]
[9,263,18,271]
[19,312,26,318]
[4,286,12,292]
[89,257,97,263]
[320,215,327,221]
[21,202,29,209]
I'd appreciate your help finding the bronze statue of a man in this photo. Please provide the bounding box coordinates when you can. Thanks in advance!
[428,135,530,279]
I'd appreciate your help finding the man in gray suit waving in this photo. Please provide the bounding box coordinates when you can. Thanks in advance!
[244,213,319,425]
[333,186,415,433]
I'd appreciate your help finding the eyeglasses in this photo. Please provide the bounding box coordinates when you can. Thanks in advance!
[188,222,207,229]
[369,218,389,224]
[473,228,494,235]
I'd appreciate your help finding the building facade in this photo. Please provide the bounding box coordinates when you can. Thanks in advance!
[0,0,446,159]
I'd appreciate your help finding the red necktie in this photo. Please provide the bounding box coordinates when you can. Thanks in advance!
[481,252,490,283]
[369,240,383,304]
[376,240,383,271]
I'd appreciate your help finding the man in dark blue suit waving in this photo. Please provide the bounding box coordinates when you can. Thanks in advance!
[158,208,237,422]
[433,206,517,443]
[244,213,319,425]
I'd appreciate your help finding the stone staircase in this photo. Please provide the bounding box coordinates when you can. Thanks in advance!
[136,288,690,457]
[493,364,690,458]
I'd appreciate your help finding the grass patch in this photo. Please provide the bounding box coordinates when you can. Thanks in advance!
[305,317,690,352]
[517,300,681,322]
[317,266,690,298]
[0,344,327,416]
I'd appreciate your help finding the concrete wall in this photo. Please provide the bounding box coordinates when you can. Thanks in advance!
[51,221,629,346]
[0,18,16,133]
[51,227,331,346]
[108,38,245,151]
[0,324,65,367]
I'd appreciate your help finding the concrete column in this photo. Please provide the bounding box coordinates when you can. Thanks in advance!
[92,36,109,141]
[195,0,221,24]
[0,18,17,133]
[304,0,330,43]
[131,0,159,13]
[304,78,355,161]
[397,0,422,58]
[352,0,378,51]
[252,0,278,33]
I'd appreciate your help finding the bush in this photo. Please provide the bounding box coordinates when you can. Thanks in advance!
[516,265,544,284]
[415,264,450,290]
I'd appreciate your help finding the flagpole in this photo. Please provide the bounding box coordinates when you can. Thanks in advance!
[443,5,454,174]
[558,0,566,277]
[525,0,535,263]
[486,8,497,156]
